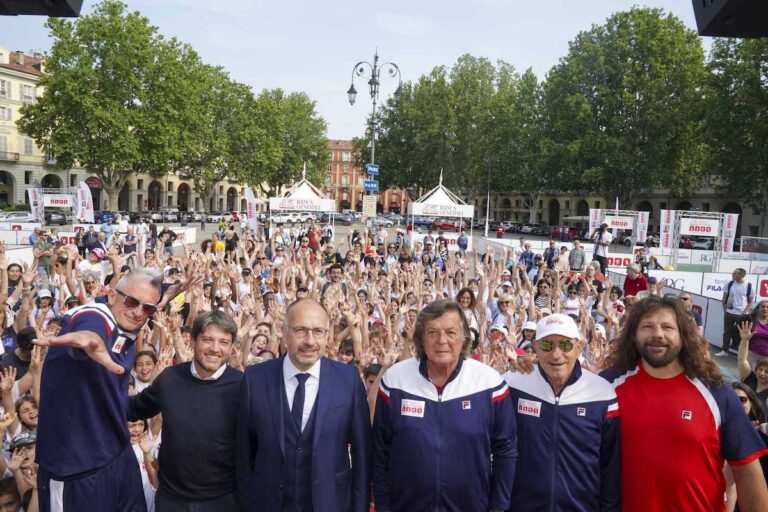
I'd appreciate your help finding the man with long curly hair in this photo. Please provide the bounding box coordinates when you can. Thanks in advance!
[601,296,768,511]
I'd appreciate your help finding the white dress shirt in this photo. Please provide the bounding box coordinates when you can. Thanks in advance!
[190,360,227,381]
[283,356,321,431]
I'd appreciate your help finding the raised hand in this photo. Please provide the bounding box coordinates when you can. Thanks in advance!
[0,366,16,392]
[6,449,23,471]
[0,412,15,432]
[737,321,754,344]
[138,432,154,455]
[34,332,125,374]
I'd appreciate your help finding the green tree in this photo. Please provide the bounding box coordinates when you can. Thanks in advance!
[541,7,707,207]
[17,0,200,210]
[705,38,768,236]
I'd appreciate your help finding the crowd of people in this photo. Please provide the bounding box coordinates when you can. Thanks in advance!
[0,216,765,511]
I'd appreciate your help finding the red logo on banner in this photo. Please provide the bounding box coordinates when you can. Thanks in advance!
[760,279,768,298]
[11,225,21,231]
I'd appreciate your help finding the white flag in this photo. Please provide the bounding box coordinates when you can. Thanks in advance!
[245,187,259,231]
[27,188,44,222]
[78,181,95,223]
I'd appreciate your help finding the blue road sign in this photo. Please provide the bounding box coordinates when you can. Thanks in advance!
[364,180,379,191]
[366,163,379,175]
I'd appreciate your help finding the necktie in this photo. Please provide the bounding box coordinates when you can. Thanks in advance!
[292,373,310,432]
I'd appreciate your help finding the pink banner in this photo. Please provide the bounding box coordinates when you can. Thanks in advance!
[722,213,739,253]
[659,209,676,250]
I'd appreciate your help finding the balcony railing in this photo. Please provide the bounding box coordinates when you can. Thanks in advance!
[0,152,19,162]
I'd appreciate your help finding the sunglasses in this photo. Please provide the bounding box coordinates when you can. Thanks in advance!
[115,289,158,316]
[538,339,575,352]
[738,396,749,404]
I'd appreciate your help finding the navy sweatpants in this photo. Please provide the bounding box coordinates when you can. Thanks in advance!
[38,444,147,512]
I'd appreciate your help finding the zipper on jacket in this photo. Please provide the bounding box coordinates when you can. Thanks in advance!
[549,395,560,512]
[434,390,442,512]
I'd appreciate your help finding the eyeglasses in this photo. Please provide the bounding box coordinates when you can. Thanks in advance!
[537,339,575,352]
[290,326,329,340]
[115,289,158,316]
[738,396,749,403]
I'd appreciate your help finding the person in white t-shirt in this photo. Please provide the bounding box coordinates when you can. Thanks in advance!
[590,223,613,275]
[716,267,755,357]
[128,419,158,512]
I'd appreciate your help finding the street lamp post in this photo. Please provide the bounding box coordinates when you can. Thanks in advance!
[347,50,402,209]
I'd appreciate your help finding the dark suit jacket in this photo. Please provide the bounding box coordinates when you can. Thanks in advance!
[236,356,372,512]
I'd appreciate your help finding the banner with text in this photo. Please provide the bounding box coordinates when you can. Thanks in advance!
[27,188,43,223]
[603,215,634,230]
[43,194,75,208]
[588,208,602,236]
[722,213,739,253]
[77,181,95,223]
[679,217,720,237]
[636,211,649,244]
[269,196,335,212]
[659,209,677,250]
[244,187,259,231]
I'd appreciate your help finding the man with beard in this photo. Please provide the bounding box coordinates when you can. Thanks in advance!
[601,296,768,512]
[128,310,242,511]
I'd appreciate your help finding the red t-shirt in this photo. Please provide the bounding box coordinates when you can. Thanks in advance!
[609,363,768,512]
[622,274,648,297]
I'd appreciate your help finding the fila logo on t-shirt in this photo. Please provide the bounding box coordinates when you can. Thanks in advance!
[682,410,693,421]
[462,400,471,410]
[401,399,425,418]
[517,398,541,418]
[111,336,127,354]
[577,407,586,417]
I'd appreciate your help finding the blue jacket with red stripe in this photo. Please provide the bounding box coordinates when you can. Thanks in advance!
[503,364,621,512]
[373,357,517,512]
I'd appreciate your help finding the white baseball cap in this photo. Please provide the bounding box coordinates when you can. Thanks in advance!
[37,289,52,299]
[523,321,537,332]
[501,280,513,288]
[490,324,509,337]
[535,314,580,341]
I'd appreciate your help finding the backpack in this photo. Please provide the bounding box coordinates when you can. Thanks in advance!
[724,280,752,305]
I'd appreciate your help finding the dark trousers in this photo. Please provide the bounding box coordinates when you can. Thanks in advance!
[155,488,238,512]
[723,312,746,352]
[38,444,146,512]
[593,254,608,275]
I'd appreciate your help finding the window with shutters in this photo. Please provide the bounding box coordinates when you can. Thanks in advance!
[0,136,7,153]
[23,138,33,155]
[342,175,349,186]
[21,84,34,103]
[0,80,7,98]
[0,106,10,121]
[342,151,351,162]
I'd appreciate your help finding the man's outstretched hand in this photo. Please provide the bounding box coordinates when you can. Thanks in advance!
[34,332,125,375]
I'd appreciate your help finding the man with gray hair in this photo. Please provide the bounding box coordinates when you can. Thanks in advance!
[129,310,242,511]
[35,267,163,512]
[372,300,517,512]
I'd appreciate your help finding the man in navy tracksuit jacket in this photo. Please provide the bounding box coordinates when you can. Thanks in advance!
[372,356,517,512]
[504,314,621,511]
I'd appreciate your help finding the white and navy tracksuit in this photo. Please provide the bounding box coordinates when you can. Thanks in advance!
[373,357,517,512]
[504,364,621,512]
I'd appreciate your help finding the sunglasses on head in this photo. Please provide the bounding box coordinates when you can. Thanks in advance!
[115,289,158,316]
[538,339,575,352]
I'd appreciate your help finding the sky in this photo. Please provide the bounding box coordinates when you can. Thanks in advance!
[0,0,706,140]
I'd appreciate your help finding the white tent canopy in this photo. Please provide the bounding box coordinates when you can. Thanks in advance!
[268,167,336,213]
[407,175,474,218]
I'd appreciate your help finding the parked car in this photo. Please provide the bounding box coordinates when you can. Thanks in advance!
[691,237,715,250]
[383,213,404,224]
[182,211,202,222]
[473,218,493,230]
[532,225,550,236]
[137,211,153,223]
[521,223,543,234]
[44,211,68,225]
[412,216,434,228]
[371,216,394,228]
[430,218,467,231]
[0,211,36,223]
[320,212,353,225]
[549,225,580,241]
[502,221,523,233]
[270,212,307,224]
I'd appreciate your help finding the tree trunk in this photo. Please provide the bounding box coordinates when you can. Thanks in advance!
[104,187,117,211]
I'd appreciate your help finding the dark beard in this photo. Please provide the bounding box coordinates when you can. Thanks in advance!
[638,342,681,369]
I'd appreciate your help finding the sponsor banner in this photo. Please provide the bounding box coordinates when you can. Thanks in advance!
[647,269,704,294]
[603,215,634,230]
[701,273,735,299]
[244,187,259,231]
[588,208,602,235]
[27,188,44,223]
[607,255,634,268]
[751,261,768,275]
[268,197,335,212]
[411,232,472,252]
[409,202,474,218]
[722,213,739,253]
[759,276,768,298]
[0,222,42,231]
[43,194,76,207]
[679,217,720,237]
[78,182,95,223]
[659,209,677,250]
[636,211,649,244]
